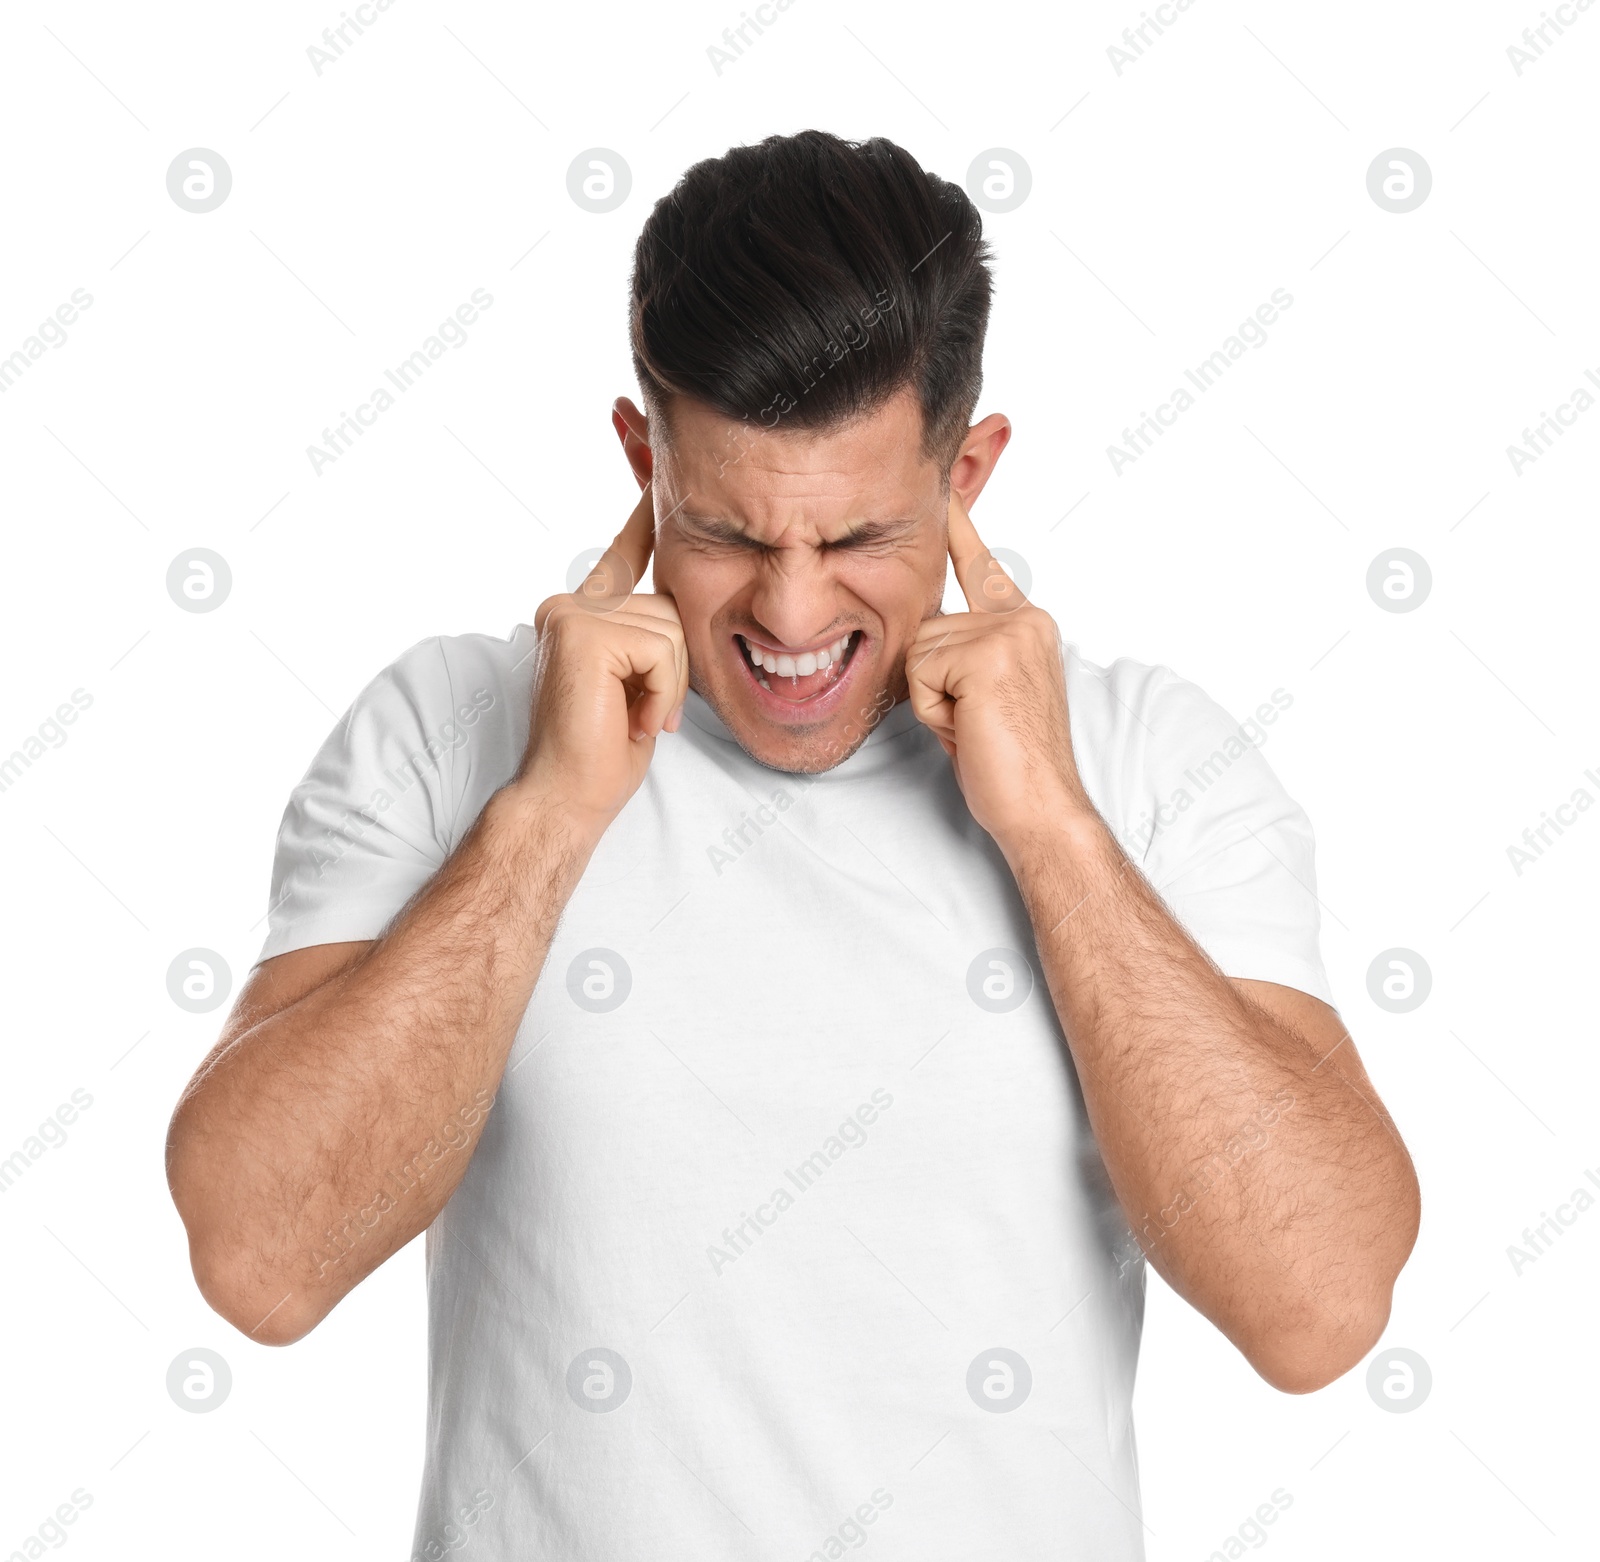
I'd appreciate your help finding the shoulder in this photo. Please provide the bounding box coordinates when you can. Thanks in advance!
[1064,643,1224,765]
[297,623,536,822]
[268,624,537,884]
[1064,642,1292,758]
[1062,648,1331,1003]
[1062,644,1301,857]
[368,625,537,717]
[1062,644,1180,733]
[329,626,538,771]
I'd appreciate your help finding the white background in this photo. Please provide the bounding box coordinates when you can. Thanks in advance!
[1,0,1595,1556]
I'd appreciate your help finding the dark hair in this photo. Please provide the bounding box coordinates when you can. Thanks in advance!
[629,130,993,468]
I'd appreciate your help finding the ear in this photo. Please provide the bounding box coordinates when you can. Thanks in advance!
[947,413,1011,510]
[612,396,653,490]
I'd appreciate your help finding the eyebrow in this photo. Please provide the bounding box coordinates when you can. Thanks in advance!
[676,511,923,548]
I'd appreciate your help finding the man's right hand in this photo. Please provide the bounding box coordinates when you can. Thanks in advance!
[168,484,691,1346]
[516,485,688,837]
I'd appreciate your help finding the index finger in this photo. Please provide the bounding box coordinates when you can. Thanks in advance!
[576,485,656,612]
[947,487,1025,615]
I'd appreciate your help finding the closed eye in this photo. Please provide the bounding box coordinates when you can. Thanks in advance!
[822,522,919,552]
[678,520,774,554]
[677,514,922,552]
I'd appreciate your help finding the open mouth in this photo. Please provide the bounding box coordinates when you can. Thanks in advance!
[737,630,862,707]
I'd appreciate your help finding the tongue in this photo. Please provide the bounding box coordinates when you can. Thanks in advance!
[750,637,854,703]
[761,660,841,702]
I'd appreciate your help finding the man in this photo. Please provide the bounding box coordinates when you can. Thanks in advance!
[168,130,1418,1558]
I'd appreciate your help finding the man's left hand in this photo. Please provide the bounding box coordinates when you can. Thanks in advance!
[906,489,1093,849]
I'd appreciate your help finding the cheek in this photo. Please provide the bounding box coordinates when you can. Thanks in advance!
[654,543,751,633]
[834,552,942,628]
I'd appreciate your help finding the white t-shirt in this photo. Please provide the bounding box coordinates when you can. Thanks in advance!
[258,627,1333,1562]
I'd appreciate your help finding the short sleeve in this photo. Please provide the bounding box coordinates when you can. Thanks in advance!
[1135,672,1336,1010]
[255,637,460,966]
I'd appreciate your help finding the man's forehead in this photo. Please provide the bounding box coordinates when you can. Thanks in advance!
[664,388,928,471]
[658,399,937,537]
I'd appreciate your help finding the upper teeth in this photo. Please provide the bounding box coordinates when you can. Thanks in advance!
[743,633,853,678]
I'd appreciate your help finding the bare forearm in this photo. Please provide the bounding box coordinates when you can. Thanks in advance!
[1002,805,1417,1387]
[167,784,589,1340]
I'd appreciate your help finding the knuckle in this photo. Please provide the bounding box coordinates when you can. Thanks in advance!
[630,624,677,665]
[537,601,582,643]
[988,639,1024,676]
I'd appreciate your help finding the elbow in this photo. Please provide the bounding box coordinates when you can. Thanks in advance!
[168,1125,327,1348]
[1247,1298,1392,1395]
[186,1237,327,1347]
[1246,1197,1422,1396]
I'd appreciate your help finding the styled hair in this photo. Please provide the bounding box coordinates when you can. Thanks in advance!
[629,129,993,468]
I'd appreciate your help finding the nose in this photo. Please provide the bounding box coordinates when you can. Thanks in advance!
[746,552,851,650]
